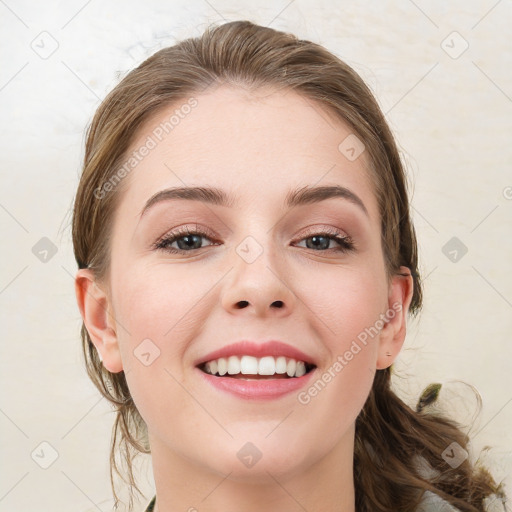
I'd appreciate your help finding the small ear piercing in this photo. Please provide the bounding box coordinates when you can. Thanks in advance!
[386,352,391,357]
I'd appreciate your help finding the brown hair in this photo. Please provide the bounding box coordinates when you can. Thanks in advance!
[72,20,505,511]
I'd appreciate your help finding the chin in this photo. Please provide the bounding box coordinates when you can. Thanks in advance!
[195,433,316,483]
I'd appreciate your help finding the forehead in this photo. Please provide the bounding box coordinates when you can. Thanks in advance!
[117,84,378,221]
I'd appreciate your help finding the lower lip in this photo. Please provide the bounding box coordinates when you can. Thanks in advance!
[196,368,317,400]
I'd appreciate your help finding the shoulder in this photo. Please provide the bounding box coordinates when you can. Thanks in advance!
[416,491,461,511]
[143,495,156,512]
[414,455,507,512]
[84,496,156,512]
[416,489,507,511]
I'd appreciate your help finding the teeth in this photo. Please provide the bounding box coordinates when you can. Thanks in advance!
[286,359,296,377]
[258,356,275,375]
[217,357,227,376]
[202,355,312,378]
[275,356,287,374]
[296,361,306,377]
[240,355,258,374]
[227,355,240,375]
[209,359,218,375]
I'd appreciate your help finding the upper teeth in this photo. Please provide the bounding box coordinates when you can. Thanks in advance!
[203,356,309,378]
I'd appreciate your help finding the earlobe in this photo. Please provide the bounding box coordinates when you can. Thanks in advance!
[75,269,124,373]
[376,266,414,370]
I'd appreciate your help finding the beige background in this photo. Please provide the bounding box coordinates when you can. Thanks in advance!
[0,1,511,511]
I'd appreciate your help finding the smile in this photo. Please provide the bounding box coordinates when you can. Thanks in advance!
[199,355,316,379]
[196,357,317,400]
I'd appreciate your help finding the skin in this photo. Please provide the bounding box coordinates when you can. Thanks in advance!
[76,84,413,512]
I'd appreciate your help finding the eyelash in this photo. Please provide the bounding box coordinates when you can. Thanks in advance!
[153,225,355,255]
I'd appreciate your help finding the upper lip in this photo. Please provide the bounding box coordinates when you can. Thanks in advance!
[194,340,317,367]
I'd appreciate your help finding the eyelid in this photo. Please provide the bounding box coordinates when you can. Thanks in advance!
[296,224,349,238]
[159,223,216,240]
[152,224,217,250]
[152,223,356,255]
[292,225,355,252]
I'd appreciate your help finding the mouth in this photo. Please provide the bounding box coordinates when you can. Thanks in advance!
[197,355,317,380]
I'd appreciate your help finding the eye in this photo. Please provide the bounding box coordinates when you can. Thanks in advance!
[294,227,355,253]
[153,225,355,255]
[153,225,218,254]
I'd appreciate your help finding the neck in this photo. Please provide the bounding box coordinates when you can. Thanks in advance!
[150,427,356,512]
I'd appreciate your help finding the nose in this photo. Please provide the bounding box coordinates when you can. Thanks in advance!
[220,236,296,318]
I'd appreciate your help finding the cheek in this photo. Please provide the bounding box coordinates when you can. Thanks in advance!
[295,264,385,413]
[112,263,207,344]
[109,266,198,430]
[109,262,218,407]
[298,262,387,350]
[298,351,376,459]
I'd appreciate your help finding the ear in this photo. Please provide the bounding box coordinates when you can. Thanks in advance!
[75,269,123,373]
[376,266,414,370]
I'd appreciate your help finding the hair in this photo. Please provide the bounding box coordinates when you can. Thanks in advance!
[72,20,506,512]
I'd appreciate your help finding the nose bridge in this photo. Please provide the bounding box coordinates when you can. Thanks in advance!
[234,230,280,285]
[231,213,279,273]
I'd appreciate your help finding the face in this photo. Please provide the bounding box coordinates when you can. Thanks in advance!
[87,84,410,481]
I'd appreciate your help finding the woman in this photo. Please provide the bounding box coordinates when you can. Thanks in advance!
[72,20,506,512]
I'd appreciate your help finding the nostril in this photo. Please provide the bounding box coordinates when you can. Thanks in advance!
[234,300,284,309]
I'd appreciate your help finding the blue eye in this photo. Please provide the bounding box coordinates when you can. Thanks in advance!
[153,226,355,255]
[154,227,216,254]
[297,232,354,252]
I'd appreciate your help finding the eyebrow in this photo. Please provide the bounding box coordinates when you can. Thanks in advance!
[140,184,369,217]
